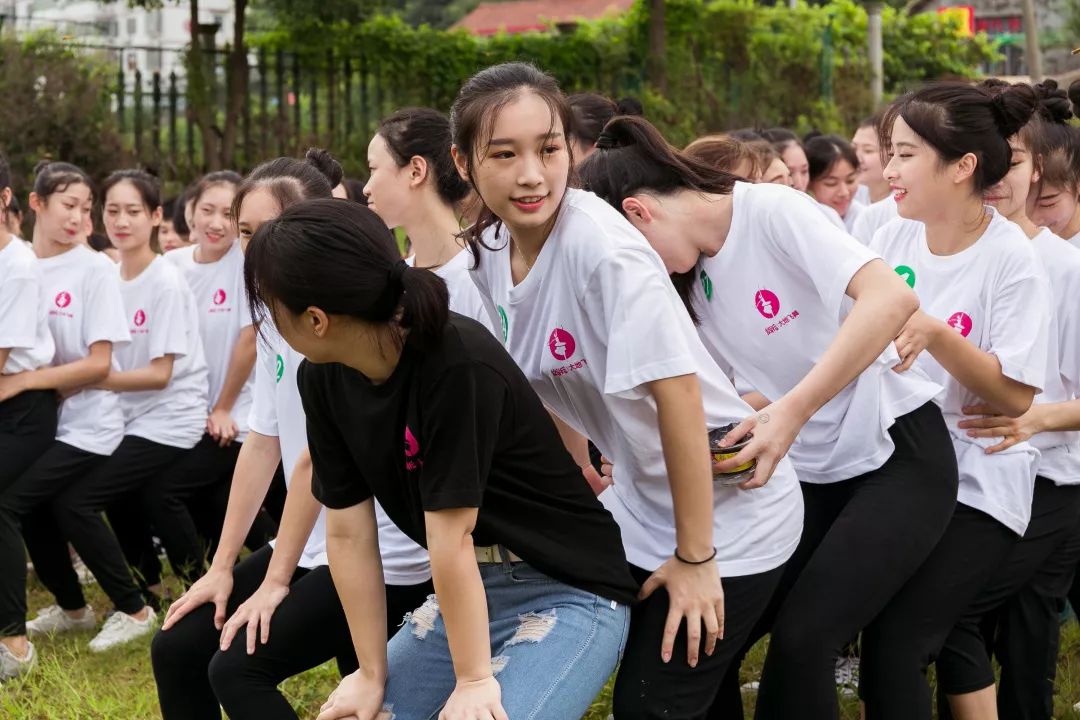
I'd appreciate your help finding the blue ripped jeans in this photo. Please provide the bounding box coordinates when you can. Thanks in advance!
[381,560,630,719]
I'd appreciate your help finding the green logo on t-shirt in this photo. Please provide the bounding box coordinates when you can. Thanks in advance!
[497,305,509,342]
[700,269,713,301]
[894,265,916,288]
[275,354,284,383]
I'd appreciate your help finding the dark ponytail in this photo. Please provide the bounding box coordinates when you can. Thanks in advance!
[578,115,737,324]
[879,81,1037,193]
[244,198,449,351]
[377,108,470,205]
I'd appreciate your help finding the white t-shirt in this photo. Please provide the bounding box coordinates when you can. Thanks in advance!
[166,241,254,440]
[693,183,941,484]
[470,188,804,576]
[851,196,900,245]
[843,200,865,235]
[38,245,131,455]
[406,249,497,337]
[854,184,871,207]
[1029,229,1080,485]
[816,203,845,230]
[250,322,430,582]
[870,210,1050,535]
[115,257,209,449]
[0,237,54,374]
[1067,231,1080,250]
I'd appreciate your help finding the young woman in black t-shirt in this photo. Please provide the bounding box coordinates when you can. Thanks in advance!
[244,198,637,720]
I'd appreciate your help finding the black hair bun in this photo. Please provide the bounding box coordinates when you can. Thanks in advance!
[615,97,644,117]
[991,83,1038,138]
[1034,79,1073,124]
[303,147,344,188]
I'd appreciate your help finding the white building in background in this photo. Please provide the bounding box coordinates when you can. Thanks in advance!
[6,0,235,77]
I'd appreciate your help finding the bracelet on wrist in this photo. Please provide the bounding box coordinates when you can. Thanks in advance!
[674,547,718,565]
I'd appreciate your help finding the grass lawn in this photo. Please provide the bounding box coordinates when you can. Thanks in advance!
[9,571,1080,719]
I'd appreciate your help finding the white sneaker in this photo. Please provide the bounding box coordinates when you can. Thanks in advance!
[26,605,97,637]
[0,641,35,681]
[88,607,157,653]
[72,555,96,586]
[835,656,859,697]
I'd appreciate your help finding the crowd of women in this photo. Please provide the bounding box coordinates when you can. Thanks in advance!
[3,61,1080,720]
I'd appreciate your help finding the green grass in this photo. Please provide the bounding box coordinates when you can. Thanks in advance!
[9,571,1080,719]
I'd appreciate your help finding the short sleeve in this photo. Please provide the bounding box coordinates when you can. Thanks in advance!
[147,284,192,361]
[416,362,504,511]
[0,272,39,350]
[248,337,279,437]
[850,211,875,245]
[990,273,1050,392]
[85,264,131,347]
[584,247,698,397]
[297,361,373,509]
[763,189,880,321]
[1055,287,1080,396]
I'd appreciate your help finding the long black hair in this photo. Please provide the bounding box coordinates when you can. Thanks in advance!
[578,114,737,323]
[244,198,449,351]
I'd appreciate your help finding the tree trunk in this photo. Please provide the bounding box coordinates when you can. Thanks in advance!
[648,0,667,95]
[1021,0,1043,81]
[220,0,248,168]
[867,1,884,107]
[186,0,221,170]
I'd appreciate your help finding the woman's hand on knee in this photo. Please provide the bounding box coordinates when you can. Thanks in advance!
[640,558,725,668]
[162,566,234,631]
[439,675,509,720]
[218,578,290,654]
[316,670,388,720]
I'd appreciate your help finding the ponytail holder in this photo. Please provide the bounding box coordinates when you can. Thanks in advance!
[388,259,409,287]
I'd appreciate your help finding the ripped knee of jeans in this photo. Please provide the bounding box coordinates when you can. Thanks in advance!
[402,594,440,640]
[507,610,557,646]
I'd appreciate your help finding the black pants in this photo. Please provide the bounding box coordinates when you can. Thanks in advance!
[855,504,1017,719]
[612,563,784,719]
[30,435,188,618]
[152,544,433,720]
[936,479,1080,719]
[0,441,108,634]
[717,402,957,720]
[0,390,58,495]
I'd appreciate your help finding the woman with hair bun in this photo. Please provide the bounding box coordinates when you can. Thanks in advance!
[862,80,1050,718]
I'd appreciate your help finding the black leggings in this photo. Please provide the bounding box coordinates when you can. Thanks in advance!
[612,563,784,719]
[29,436,187,618]
[0,390,59,636]
[856,504,1017,719]
[152,544,433,720]
[111,434,278,587]
[936,478,1080,718]
[730,402,958,720]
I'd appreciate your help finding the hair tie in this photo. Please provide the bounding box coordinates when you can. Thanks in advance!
[388,259,409,287]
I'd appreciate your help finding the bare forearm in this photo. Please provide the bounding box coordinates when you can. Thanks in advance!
[428,536,491,682]
[548,409,591,467]
[262,452,322,585]
[210,432,282,570]
[22,356,109,392]
[786,282,915,419]
[651,374,714,560]
[931,330,1034,417]
[1033,400,1080,433]
[327,507,388,683]
[215,328,256,412]
[0,348,10,371]
[99,363,172,392]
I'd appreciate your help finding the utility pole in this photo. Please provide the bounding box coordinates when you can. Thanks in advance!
[1021,0,1043,80]
[868,1,884,106]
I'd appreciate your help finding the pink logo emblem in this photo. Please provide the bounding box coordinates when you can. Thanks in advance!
[55,291,71,308]
[754,289,780,319]
[213,289,227,305]
[404,426,422,470]
[548,328,576,361]
[947,312,973,338]
[134,309,146,327]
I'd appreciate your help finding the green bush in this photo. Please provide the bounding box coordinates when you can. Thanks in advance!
[250,0,999,148]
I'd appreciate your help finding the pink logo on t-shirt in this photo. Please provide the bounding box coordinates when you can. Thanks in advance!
[548,328,576,361]
[213,289,227,306]
[754,289,780,319]
[947,312,973,338]
[133,309,146,327]
[404,425,422,471]
[55,291,72,309]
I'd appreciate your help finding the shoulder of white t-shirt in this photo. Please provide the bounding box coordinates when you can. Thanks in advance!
[163,244,195,266]
[815,201,846,230]
[1033,228,1080,275]
[868,214,920,251]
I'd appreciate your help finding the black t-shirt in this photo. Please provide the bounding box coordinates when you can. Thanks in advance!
[298,313,639,606]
